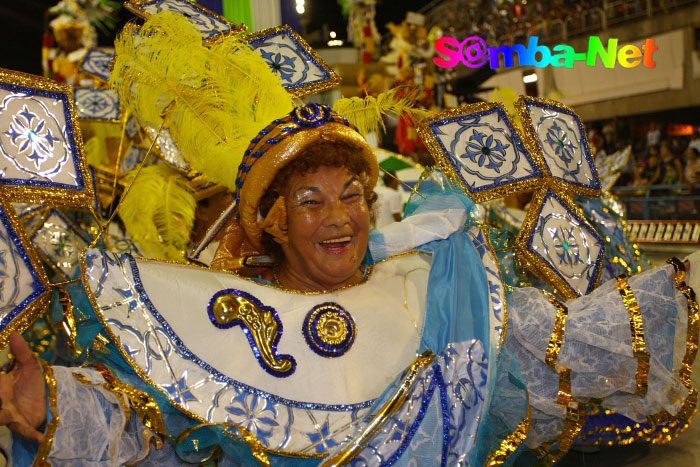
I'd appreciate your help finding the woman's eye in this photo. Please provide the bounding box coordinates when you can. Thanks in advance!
[343,192,361,201]
[301,199,320,206]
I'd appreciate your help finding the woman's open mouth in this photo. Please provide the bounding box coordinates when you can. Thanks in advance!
[319,236,353,254]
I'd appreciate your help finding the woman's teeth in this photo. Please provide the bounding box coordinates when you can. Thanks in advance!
[320,236,352,244]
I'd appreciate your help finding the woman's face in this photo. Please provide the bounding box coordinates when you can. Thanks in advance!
[278,165,370,290]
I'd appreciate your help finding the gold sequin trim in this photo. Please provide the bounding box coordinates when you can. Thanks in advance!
[486,403,532,466]
[57,287,83,358]
[616,275,650,397]
[666,257,699,390]
[34,360,59,467]
[535,405,587,466]
[542,291,573,406]
[577,260,698,448]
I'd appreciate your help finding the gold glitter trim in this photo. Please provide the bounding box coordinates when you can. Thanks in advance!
[80,363,168,438]
[245,26,341,99]
[579,388,697,447]
[666,257,699,390]
[616,275,650,397]
[0,67,95,208]
[535,405,587,466]
[514,187,603,301]
[321,350,436,467]
[57,286,83,358]
[542,291,573,406]
[124,0,247,42]
[79,250,329,459]
[415,102,543,204]
[513,96,601,199]
[35,360,59,467]
[486,403,532,466]
[0,196,52,350]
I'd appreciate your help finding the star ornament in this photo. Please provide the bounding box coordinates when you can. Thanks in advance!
[0,68,94,207]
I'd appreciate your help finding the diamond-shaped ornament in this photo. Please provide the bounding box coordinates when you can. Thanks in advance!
[0,194,51,348]
[516,188,605,299]
[74,88,121,121]
[417,103,543,203]
[0,68,94,207]
[80,48,115,83]
[125,0,246,42]
[143,125,191,172]
[32,209,90,280]
[248,26,341,98]
[516,97,601,197]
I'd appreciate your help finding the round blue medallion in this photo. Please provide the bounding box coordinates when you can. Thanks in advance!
[302,302,356,358]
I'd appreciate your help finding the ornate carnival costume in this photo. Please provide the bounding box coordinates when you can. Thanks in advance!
[0,4,696,466]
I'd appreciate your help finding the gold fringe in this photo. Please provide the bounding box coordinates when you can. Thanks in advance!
[34,361,59,467]
[666,257,699,390]
[616,275,650,397]
[542,291,573,406]
[486,404,532,466]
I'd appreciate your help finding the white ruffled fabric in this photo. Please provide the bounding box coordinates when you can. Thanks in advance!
[45,366,178,466]
[507,265,690,448]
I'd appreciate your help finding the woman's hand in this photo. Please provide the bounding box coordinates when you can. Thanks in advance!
[0,333,47,443]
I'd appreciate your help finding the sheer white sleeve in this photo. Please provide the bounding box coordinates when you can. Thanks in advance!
[506,264,694,449]
[38,366,180,466]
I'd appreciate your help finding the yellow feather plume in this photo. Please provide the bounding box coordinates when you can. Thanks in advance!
[110,12,295,192]
[332,88,431,136]
[119,164,196,262]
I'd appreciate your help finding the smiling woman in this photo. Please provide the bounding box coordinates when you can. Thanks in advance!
[254,143,375,292]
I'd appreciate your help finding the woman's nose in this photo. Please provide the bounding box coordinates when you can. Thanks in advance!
[323,199,350,227]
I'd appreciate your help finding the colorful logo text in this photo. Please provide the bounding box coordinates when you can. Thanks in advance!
[434,36,658,69]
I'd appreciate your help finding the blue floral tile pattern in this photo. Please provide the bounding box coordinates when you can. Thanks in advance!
[423,105,542,201]
[31,209,89,279]
[74,88,121,121]
[0,199,50,345]
[526,190,604,297]
[521,98,600,192]
[120,145,146,173]
[80,49,115,82]
[248,26,340,98]
[125,0,244,41]
[0,75,90,200]
[467,226,506,349]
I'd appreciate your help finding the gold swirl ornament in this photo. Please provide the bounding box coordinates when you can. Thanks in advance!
[209,291,296,377]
